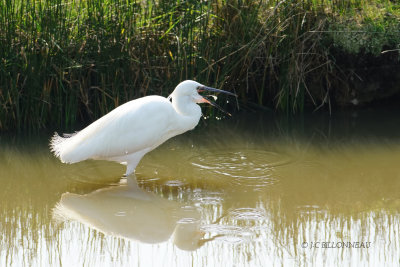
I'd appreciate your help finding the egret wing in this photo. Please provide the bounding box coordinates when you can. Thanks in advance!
[51,96,176,163]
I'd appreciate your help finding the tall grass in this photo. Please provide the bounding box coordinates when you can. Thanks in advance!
[0,0,399,131]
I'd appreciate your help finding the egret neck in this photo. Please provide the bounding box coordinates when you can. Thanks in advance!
[171,94,202,131]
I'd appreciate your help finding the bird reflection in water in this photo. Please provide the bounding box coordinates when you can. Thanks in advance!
[53,176,216,251]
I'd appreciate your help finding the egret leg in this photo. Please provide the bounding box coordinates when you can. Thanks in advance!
[124,149,151,175]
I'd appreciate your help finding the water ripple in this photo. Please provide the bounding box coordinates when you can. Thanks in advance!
[190,149,294,188]
[163,180,187,187]
[229,208,267,221]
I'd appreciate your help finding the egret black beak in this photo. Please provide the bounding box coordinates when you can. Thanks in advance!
[197,85,236,116]
[197,86,237,97]
[200,96,232,116]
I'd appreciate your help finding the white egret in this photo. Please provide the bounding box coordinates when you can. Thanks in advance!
[50,80,236,175]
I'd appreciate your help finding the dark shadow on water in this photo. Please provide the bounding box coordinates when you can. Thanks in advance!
[195,106,400,142]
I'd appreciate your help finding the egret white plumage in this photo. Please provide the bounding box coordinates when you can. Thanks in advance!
[50,80,236,175]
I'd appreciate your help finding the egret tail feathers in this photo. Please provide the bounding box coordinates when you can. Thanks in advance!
[50,132,81,163]
[50,132,66,161]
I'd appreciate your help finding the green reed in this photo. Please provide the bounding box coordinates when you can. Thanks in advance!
[0,0,399,131]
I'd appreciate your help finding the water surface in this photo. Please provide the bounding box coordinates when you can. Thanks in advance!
[1,109,400,266]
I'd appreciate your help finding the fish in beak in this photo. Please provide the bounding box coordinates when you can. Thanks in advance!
[197,86,237,116]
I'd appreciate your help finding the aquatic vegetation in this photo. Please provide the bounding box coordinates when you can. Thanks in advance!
[0,0,399,131]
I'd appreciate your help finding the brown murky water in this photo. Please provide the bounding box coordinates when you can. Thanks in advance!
[1,109,400,266]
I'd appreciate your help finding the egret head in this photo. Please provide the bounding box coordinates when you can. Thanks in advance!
[170,80,237,115]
